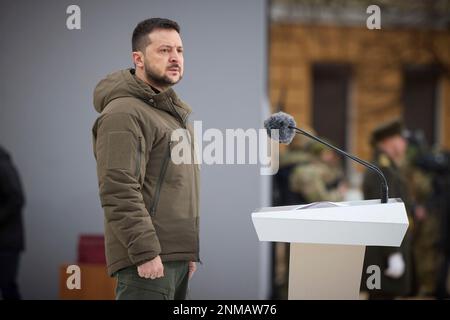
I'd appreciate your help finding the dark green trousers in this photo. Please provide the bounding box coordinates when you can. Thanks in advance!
[115,261,190,300]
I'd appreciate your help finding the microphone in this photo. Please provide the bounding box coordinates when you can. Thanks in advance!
[264,112,389,203]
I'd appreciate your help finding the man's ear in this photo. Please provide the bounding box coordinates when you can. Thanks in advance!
[132,51,145,69]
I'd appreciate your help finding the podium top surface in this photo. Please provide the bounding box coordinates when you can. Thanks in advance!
[254,198,406,224]
[251,199,409,246]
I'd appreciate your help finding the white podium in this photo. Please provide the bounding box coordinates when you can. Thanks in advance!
[252,198,409,300]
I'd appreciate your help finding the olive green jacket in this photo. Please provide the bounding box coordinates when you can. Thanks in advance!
[92,69,200,276]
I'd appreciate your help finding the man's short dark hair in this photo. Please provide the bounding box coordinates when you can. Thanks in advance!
[132,18,180,52]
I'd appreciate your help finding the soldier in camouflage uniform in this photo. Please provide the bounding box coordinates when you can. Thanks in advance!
[275,135,316,206]
[288,140,346,204]
[361,120,414,299]
[404,135,441,297]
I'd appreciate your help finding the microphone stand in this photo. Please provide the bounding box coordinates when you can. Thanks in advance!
[289,126,389,204]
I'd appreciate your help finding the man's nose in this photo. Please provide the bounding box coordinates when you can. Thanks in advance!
[169,51,180,63]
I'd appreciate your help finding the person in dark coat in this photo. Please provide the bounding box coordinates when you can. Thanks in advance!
[360,120,414,299]
[0,145,25,300]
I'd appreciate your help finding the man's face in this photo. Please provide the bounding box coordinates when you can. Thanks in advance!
[378,135,407,163]
[320,149,339,166]
[142,28,184,88]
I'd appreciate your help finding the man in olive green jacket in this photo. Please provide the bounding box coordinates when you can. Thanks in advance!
[92,18,200,300]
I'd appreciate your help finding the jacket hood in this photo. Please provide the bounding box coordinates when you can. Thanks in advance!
[93,69,191,118]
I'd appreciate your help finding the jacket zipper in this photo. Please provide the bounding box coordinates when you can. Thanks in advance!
[149,141,172,216]
[168,97,202,264]
[135,137,142,183]
[168,97,187,128]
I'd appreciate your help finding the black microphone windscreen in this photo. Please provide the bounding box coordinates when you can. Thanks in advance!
[264,112,296,144]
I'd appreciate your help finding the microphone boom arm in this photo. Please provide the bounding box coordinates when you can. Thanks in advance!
[290,126,389,204]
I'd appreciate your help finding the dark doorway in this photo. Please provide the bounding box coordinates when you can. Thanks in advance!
[312,64,351,153]
[403,65,440,146]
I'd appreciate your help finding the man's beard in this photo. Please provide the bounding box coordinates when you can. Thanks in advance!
[144,63,182,89]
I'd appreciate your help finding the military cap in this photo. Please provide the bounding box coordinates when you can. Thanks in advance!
[370,119,405,147]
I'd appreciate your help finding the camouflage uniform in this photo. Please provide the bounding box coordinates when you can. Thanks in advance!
[289,156,344,203]
[405,147,441,296]
[274,136,315,206]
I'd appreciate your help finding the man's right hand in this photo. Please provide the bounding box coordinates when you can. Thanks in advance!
[137,255,164,279]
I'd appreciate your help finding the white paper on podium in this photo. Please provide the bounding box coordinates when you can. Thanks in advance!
[252,198,409,247]
[294,201,349,209]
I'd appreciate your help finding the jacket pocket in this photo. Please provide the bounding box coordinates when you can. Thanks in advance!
[149,141,172,216]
